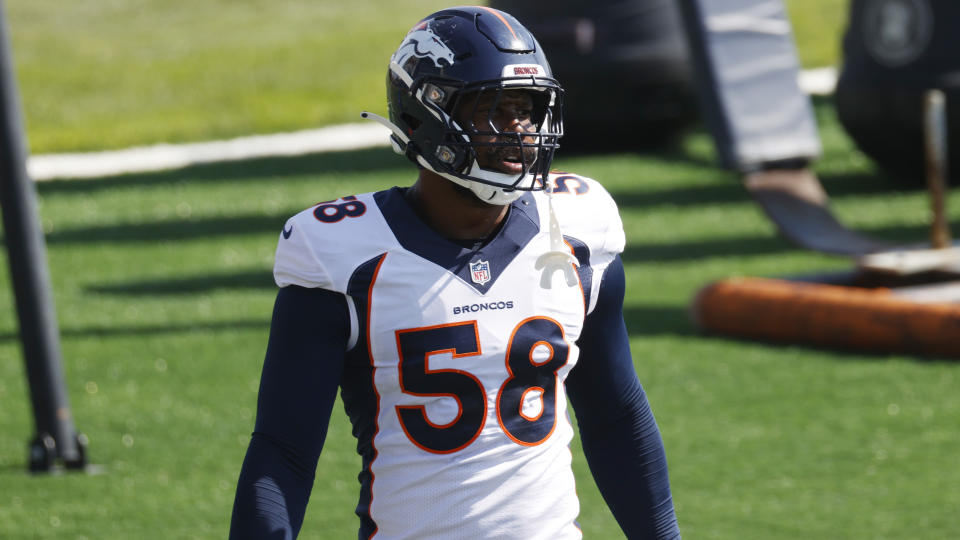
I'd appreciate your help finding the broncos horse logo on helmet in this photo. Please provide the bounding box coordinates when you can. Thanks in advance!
[362,6,564,205]
[393,29,457,69]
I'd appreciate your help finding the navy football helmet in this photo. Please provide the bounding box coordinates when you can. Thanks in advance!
[364,6,564,204]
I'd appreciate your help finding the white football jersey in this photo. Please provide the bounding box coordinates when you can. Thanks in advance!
[274,173,625,540]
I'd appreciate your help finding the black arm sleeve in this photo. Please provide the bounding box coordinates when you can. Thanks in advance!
[565,256,681,539]
[229,285,350,540]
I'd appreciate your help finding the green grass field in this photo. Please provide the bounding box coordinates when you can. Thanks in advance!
[3,1,960,539]
[9,0,848,154]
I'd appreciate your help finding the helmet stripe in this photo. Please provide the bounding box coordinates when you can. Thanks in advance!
[478,6,520,42]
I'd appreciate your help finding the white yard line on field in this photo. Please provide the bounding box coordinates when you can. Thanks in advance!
[26,68,837,181]
[27,122,392,181]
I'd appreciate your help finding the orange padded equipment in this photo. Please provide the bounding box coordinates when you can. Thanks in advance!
[691,277,960,358]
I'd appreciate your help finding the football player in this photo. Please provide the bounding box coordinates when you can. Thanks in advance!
[230,6,680,539]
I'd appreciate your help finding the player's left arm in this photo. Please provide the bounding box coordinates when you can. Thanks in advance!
[565,255,681,539]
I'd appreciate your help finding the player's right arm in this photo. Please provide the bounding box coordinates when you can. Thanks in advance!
[229,285,350,539]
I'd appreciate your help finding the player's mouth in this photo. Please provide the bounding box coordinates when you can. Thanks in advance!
[484,147,537,174]
[498,155,525,173]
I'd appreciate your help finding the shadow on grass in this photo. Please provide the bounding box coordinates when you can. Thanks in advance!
[87,269,273,295]
[606,168,911,213]
[0,463,28,474]
[623,235,791,263]
[608,179,745,210]
[623,304,696,337]
[35,147,408,196]
[0,319,269,342]
[561,138,720,171]
[691,330,960,364]
[0,463,109,477]
[45,213,290,245]
[622,221,944,264]
[817,170,922,197]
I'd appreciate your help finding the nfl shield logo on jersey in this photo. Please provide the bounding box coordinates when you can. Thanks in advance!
[470,259,491,286]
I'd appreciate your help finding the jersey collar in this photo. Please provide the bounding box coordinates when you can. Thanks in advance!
[374,186,540,294]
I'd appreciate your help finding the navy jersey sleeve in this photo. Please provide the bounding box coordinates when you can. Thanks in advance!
[230,285,350,540]
[566,256,681,539]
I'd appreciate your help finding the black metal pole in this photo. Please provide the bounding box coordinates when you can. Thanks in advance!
[0,0,86,472]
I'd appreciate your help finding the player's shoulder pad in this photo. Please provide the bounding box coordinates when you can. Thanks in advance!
[273,192,395,292]
[539,172,625,258]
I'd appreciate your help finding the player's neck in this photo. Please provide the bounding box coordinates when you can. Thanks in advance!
[409,171,510,241]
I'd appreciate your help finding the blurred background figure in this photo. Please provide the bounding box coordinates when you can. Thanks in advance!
[490,0,698,151]
[836,0,959,185]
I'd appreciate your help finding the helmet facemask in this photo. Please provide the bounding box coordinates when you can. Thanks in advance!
[423,81,563,203]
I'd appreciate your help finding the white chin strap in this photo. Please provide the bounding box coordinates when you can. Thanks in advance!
[440,174,524,205]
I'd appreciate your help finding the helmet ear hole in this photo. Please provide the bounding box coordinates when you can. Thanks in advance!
[401,113,421,131]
